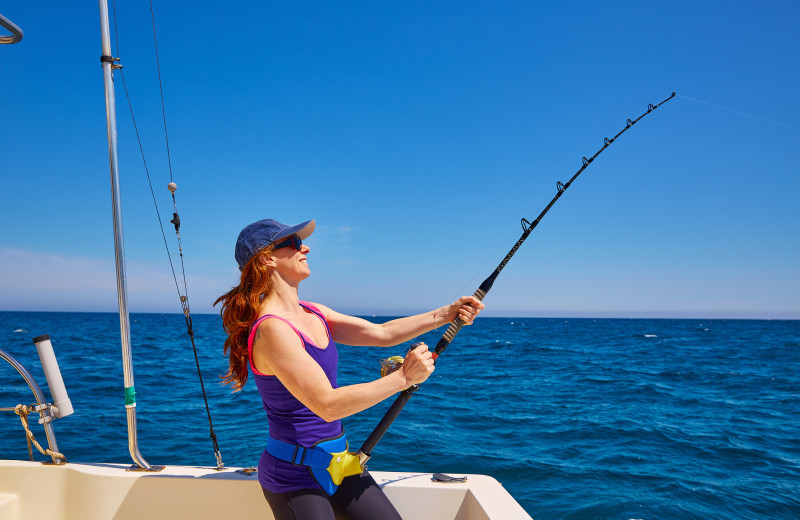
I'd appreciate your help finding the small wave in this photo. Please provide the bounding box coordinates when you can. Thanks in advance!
[644,334,658,338]
[13,328,27,333]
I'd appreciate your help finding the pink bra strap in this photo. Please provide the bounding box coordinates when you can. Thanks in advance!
[247,303,330,375]
[299,301,331,338]
[247,314,308,375]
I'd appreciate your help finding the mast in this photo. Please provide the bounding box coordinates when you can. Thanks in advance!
[98,0,158,471]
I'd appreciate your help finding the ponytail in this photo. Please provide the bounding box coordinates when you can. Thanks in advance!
[214,246,274,391]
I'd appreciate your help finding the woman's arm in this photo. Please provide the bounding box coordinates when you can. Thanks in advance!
[252,318,435,422]
[311,296,484,347]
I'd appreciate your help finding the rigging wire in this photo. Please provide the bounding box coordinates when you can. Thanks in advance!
[110,0,182,301]
[148,0,176,184]
[109,0,224,470]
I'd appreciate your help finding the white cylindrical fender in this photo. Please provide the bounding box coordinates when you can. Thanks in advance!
[33,334,74,418]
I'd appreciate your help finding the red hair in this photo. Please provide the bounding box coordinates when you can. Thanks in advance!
[214,246,274,391]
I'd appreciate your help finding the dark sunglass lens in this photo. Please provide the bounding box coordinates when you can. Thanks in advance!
[274,235,302,251]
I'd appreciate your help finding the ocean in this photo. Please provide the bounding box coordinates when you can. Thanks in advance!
[1,312,798,519]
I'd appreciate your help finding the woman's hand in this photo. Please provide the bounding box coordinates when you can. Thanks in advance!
[440,296,485,326]
[399,343,435,386]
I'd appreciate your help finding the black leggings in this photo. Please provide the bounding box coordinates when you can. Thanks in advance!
[261,471,403,520]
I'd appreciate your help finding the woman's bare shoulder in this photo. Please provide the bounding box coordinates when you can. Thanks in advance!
[254,315,298,342]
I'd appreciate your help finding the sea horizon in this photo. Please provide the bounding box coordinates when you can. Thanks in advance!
[1,309,797,321]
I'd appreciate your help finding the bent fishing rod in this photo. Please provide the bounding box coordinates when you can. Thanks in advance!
[356,91,676,466]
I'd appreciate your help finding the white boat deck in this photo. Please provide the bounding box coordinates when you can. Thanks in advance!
[0,460,532,519]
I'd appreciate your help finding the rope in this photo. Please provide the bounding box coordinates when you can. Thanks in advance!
[14,405,66,463]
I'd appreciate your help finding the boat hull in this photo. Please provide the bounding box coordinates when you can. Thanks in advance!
[0,460,532,519]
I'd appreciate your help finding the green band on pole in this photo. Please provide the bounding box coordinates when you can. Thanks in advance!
[124,386,136,405]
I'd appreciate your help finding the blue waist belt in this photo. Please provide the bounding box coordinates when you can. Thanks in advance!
[266,429,363,496]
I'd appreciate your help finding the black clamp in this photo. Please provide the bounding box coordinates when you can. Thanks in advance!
[170,212,181,233]
[100,55,123,70]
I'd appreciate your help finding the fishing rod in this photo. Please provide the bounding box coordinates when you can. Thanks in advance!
[356,91,676,466]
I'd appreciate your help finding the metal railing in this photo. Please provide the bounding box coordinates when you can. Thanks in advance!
[0,12,23,44]
[0,347,64,464]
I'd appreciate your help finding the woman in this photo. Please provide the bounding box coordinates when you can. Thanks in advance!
[215,218,484,520]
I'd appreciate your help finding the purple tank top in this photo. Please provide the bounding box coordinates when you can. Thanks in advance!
[247,301,342,492]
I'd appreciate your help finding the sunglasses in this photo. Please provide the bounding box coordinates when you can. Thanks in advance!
[272,235,303,251]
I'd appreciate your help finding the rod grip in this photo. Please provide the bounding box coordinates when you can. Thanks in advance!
[435,287,486,357]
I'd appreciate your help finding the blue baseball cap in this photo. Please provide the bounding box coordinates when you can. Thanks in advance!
[235,218,315,270]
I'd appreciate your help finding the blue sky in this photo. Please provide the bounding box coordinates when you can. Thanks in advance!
[1,1,798,318]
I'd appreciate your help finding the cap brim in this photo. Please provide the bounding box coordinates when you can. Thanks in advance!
[272,219,315,244]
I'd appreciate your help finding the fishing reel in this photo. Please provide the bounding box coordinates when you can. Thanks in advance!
[379,342,426,377]
[380,356,404,377]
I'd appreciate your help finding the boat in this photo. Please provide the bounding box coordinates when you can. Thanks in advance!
[0,6,532,519]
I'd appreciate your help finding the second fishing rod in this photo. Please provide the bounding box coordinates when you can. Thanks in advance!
[356,91,676,466]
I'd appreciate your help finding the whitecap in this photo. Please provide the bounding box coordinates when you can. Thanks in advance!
[14,328,27,333]
[644,334,657,338]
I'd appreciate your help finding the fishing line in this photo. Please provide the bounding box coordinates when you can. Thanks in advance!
[449,228,525,307]
[356,92,677,466]
[109,0,224,470]
[677,94,799,131]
